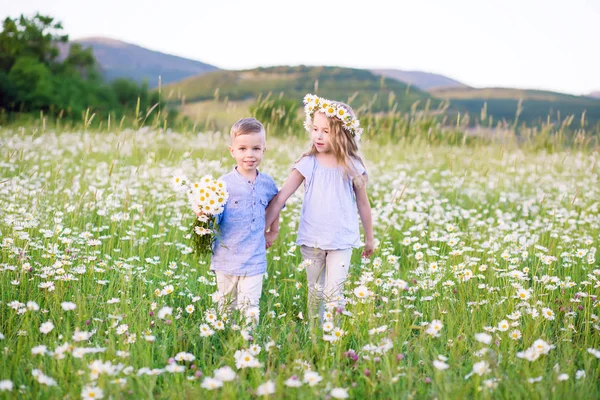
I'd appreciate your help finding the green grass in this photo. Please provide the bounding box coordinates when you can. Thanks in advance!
[0,125,599,399]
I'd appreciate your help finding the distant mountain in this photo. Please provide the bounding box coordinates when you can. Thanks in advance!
[588,91,600,99]
[59,37,219,87]
[371,69,468,90]
[161,65,436,112]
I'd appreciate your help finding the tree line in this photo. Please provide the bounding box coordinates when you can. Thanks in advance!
[0,13,163,123]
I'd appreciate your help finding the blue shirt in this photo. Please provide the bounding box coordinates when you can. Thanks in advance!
[210,167,278,276]
[294,155,366,250]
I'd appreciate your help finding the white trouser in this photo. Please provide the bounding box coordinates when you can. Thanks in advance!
[299,245,353,319]
[215,271,264,324]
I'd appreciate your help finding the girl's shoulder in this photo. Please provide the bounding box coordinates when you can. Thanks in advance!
[348,156,367,176]
[293,154,315,178]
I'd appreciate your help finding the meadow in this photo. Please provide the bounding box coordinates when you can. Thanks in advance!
[0,124,599,399]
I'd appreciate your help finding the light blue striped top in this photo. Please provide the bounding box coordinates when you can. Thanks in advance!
[210,167,278,276]
[294,155,366,250]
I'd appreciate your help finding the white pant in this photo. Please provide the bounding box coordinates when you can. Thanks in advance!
[299,246,353,319]
[215,272,263,324]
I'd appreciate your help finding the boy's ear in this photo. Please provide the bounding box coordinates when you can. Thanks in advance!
[229,146,235,157]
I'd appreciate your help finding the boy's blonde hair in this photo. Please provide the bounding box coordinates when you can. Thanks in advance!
[303,101,368,188]
[230,118,266,144]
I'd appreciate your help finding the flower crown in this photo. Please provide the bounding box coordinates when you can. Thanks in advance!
[303,93,363,141]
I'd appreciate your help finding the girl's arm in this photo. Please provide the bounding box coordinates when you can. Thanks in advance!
[354,179,374,257]
[265,169,304,228]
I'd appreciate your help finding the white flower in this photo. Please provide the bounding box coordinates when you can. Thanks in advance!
[40,321,54,334]
[433,360,449,370]
[516,288,531,301]
[201,377,223,390]
[61,302,77,311]
[32,369,57,386]
[32,345,47,355]
[234,349,262,369]
[354,285,370,299]
[284,376,302,387]
[475,332,492,344]
[214,366,236,382]
[557,373,569,381]
[587,348,600,358]
[256,380,275,396]
[81,385,104,399]
[174,352,195,362]
[510,329,522,340]
[576,370,586,380]
[497,320,509,331]
[303,371,322,386]
[27,301,40,311]
[200,324,215,337]
[73,331,92,342]
[0,380,13,391]
[330,387,349,399]
[116,324,128,335]
[425,320,443,337]
[541,307,555,320]
[158,306,173,319]
[473,361,490,376]
[185,304,195,314]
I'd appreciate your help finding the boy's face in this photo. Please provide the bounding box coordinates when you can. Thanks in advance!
[229,132,266,175]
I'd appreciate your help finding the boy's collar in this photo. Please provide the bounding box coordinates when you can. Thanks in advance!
[233,166,260,183]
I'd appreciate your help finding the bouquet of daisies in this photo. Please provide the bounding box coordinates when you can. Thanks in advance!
[172,173,229,255]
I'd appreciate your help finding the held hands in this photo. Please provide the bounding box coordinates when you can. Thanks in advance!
[265,230,279,249]
[361,239,374,258]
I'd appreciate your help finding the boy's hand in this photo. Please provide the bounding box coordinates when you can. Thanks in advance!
[361,240,374,258]
[265,230,278,249]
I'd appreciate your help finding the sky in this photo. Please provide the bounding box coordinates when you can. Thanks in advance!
[2,0,599,95]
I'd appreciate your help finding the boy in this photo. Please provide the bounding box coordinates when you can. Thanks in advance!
[208,117,279,324]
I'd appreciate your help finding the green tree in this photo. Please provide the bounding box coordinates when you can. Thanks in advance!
[0,13,67,73]
[8,56,54,110]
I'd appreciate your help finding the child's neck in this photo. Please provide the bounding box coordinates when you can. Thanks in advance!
[236,166,258,182]
[315,152,338,168]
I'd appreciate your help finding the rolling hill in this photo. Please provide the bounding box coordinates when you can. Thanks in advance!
[59,37,219,87]
[162,65,438,112]
[430,87,600,126]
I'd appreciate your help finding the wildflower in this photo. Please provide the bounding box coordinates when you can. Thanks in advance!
[201,377,223,390]
[61,302,77,311]
[40,321,54,334]
[256,380,275,396]
[284,375,302,387]
[425,320,443,337]
[541,307,555,321]
[303,371,323,386]
[354,285,370,299]
[158,306,173,319]
[330,387,350,399]
[214,366,236,382]
[475,332,492,344]
[497,320,509,332]
[433,360,449,370]
[81,385,104,399]
[510,330,522,340]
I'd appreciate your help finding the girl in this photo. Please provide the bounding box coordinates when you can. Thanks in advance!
[265,94,374,319]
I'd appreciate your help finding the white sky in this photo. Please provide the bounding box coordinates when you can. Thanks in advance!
[2,0,599,95]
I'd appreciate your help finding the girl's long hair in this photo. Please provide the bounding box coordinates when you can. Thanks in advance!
[298,101,368,188]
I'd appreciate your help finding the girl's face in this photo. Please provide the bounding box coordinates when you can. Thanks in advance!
[311,112,333,154]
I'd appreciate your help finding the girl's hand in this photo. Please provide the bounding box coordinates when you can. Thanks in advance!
[361,240,374,258]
